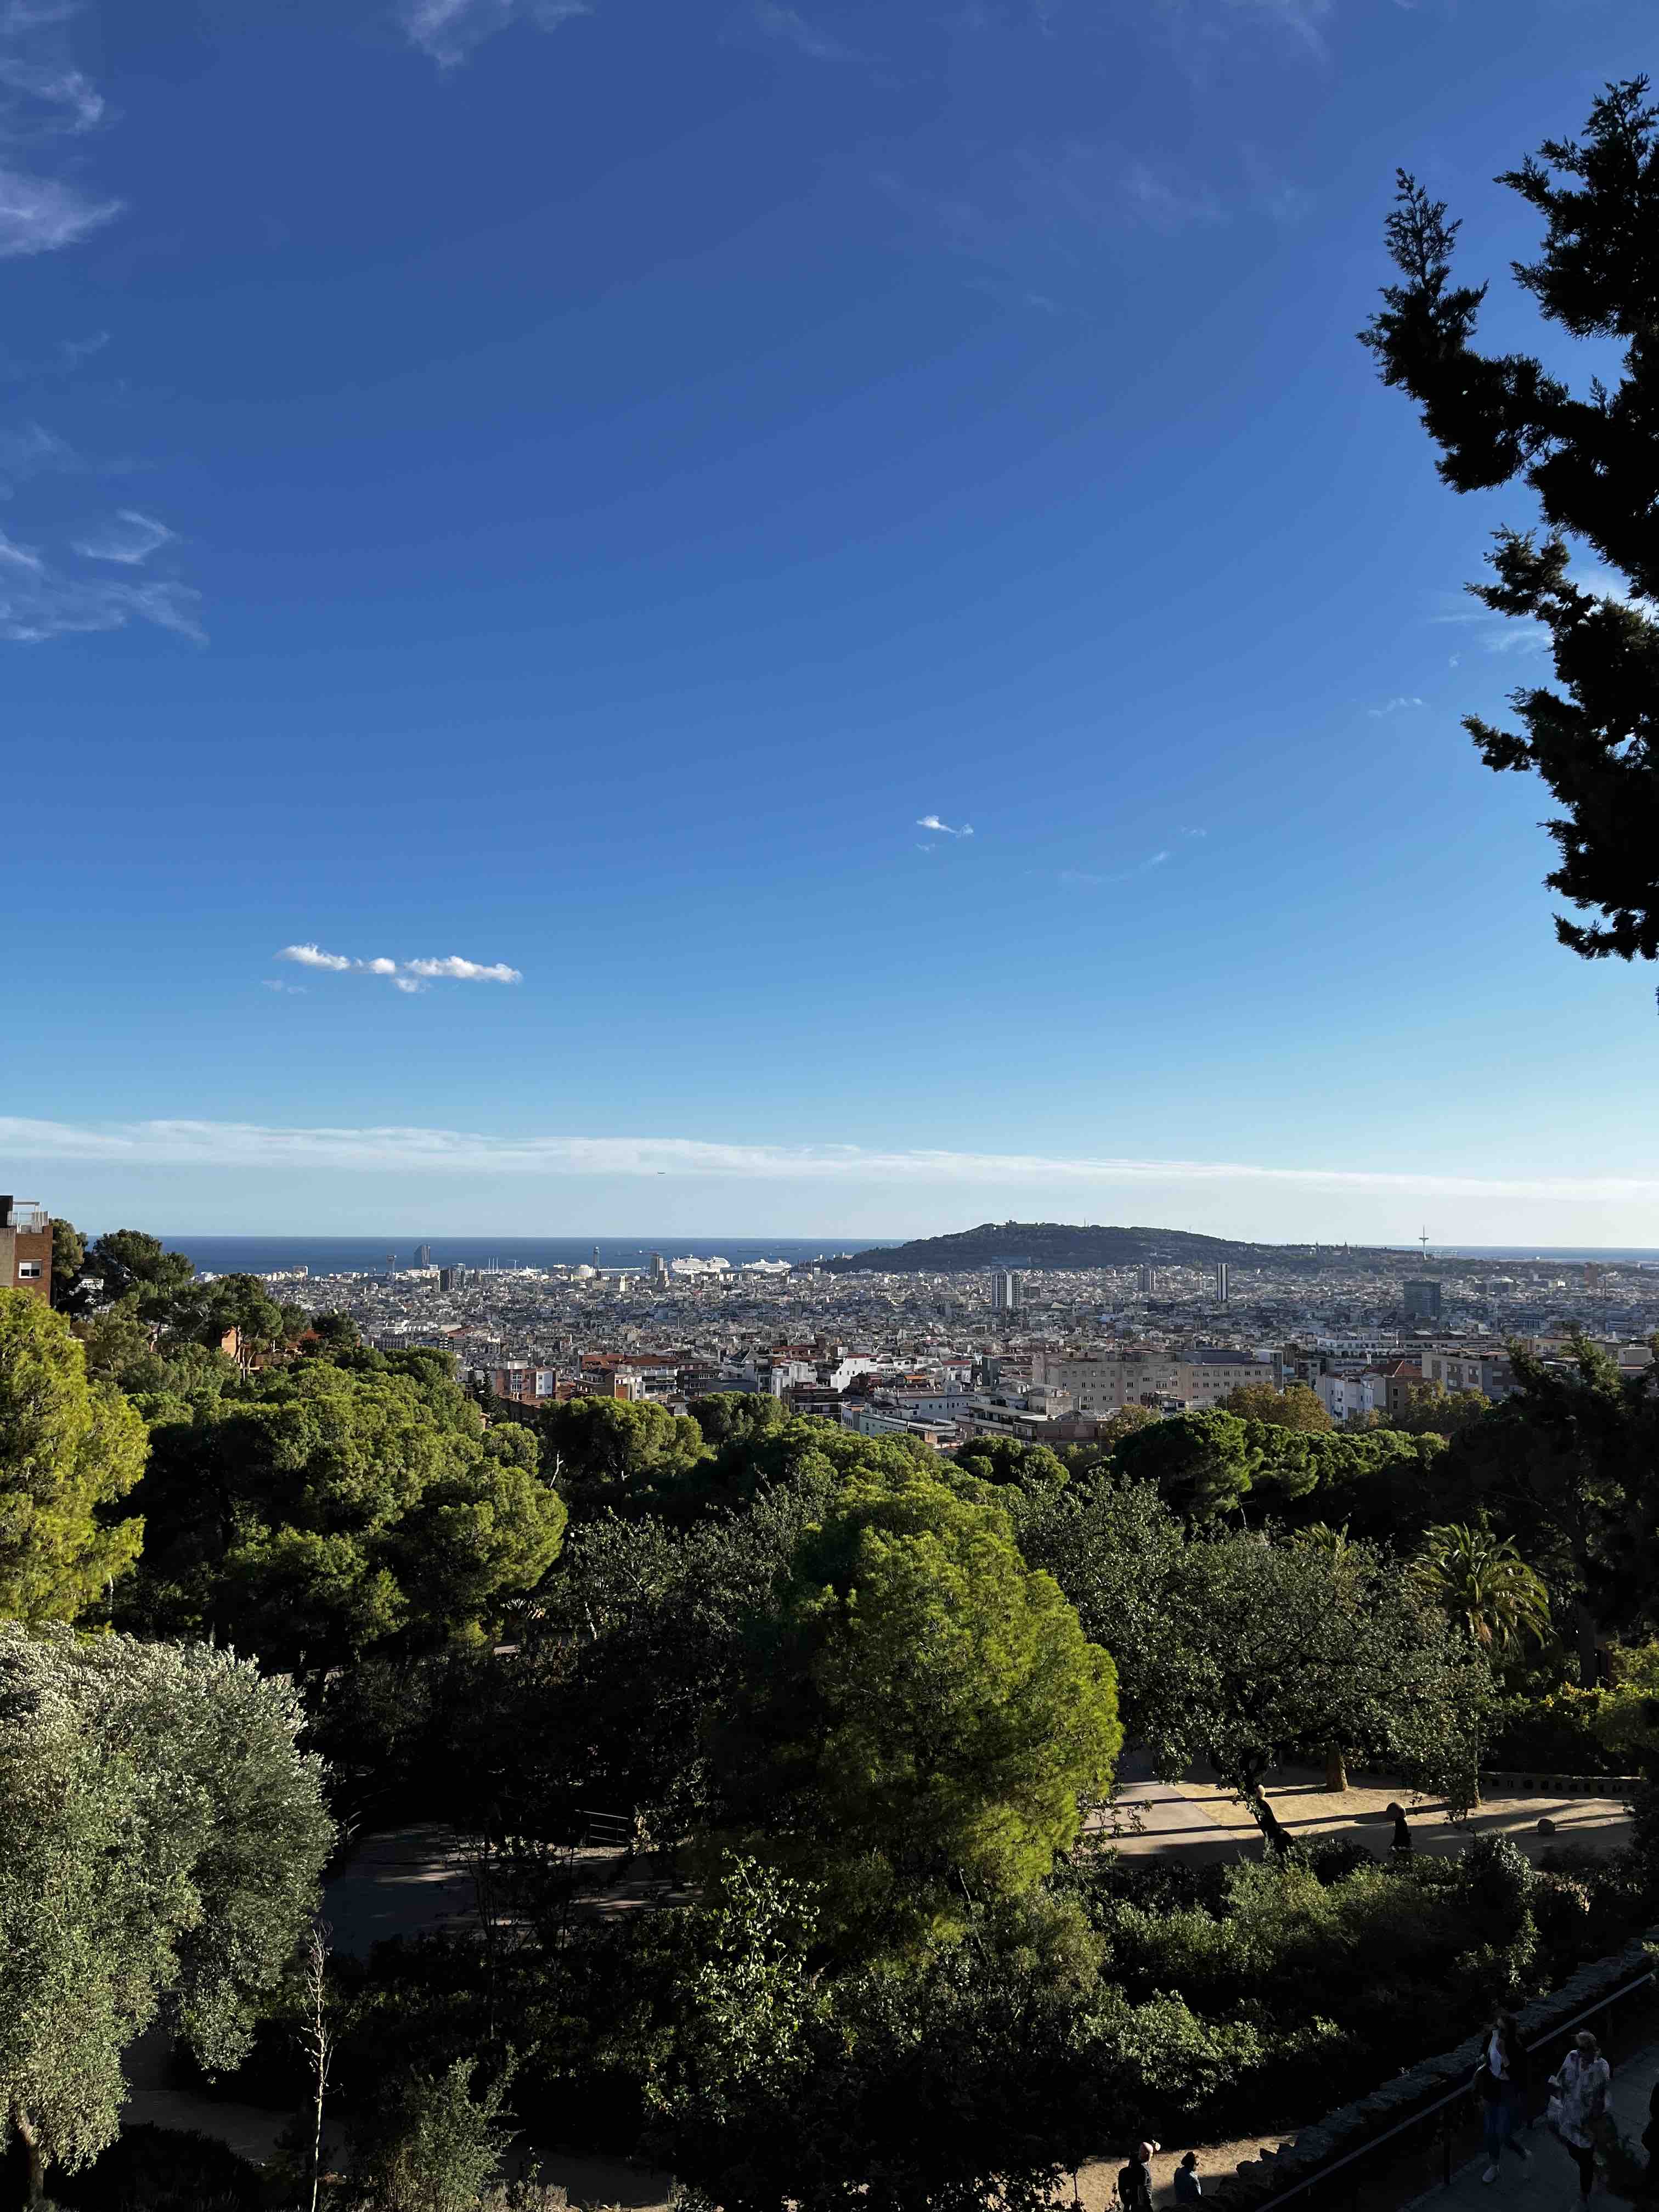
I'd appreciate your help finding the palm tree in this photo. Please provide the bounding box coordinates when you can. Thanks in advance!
[1411,1522,1552,1661]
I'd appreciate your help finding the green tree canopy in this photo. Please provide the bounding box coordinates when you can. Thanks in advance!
[1436,1335,1659,1681]
[1136,1533,1493,1847]
[1220,1381,1334,1434]
[80,1231,200,1324]
[951,1437,1069,1492]
[46,1220,86,1315]
[0,1628,332,2205]
[717,1469,1121,1954]
[533,1396,709,1515]
[0,1290,146,1622]
[1362,78,1659,958]
[123,1350,565,1678]
[1112,1409,1257,1521]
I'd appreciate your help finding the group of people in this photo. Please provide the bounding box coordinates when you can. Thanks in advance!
[1479,2019,1619,2202]
[1118,2021,1655,2212]
[1117,2142,1201,2212]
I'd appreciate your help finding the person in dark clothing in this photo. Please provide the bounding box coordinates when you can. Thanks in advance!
[1640,2078,1658,2198]
[1476,2010,1533,2181]
[1119,2140,1159,2212]
[1174,2153,1203,2203]
[1385,1802,1412,1859]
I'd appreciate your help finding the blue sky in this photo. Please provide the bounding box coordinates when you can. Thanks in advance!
[5,0,1657,1242]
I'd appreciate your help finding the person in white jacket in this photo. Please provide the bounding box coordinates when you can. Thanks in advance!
[1550,2033,1611,2204]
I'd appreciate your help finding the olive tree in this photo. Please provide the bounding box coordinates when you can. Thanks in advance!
[0,1629,334,2206]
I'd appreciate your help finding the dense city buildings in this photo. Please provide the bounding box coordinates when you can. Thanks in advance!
[216,1230,1658,1446]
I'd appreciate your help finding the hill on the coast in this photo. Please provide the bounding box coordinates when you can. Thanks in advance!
[820,1222,1395,1274]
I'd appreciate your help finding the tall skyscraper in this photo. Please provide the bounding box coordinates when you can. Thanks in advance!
[1403,1279,1443,1321]
[990,1270,1023,1313]
[1137,1263,1155,1296]
[650,1251,669,1283]
[414,1243,433,1266]
[1215,1262,1229,1303]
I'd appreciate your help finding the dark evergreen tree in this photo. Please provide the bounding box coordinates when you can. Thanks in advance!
[1362,78,1659,961]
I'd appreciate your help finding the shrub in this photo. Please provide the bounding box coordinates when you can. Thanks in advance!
[1486,1690,1622,1776]
[50,2125,262,2212]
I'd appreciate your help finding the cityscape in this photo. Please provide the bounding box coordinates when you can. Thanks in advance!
[4,1,1659,2210]
[193,1229,1659,1449]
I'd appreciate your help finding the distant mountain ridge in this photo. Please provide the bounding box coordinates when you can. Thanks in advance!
[820,1222,1397,1274]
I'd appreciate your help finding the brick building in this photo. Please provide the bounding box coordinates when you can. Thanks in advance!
[0,1197,53,1305]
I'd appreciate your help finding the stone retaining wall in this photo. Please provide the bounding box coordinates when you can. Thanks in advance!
[1210,1924,1659,2212]
[1478,1770,1637,1802]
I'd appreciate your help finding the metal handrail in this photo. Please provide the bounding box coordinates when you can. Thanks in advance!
[1233,1957,1657,2212]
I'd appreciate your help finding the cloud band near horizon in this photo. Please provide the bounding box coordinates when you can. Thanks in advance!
[2,1116,1656,1204]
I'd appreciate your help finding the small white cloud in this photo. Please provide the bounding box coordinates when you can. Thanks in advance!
[279,943,354,972]
[72,508,174,565]
[917,814,974,838]
[273,946,523,987]
[0,525,42,569]
[1180,826,1207,839]
[1367,695,1425,716]
[0,166,119,258]
[262,980,307,995]
[398,0,589,67]
[403,955,522,983]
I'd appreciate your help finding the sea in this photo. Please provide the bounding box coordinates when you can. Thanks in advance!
[162,1236,881,1278]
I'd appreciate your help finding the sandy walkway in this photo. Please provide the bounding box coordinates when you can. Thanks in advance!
[1103,1759,1631,1865]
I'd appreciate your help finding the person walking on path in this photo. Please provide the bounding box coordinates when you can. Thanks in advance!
[1550,2032,1612,2204]
[1477,2010,1534,2183]
[1119,2140,1159,2212]
[1174,2152,1203,2203]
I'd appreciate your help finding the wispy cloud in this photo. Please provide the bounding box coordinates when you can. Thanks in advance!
[276,945,524,986]
[917,813,974,838]
[0,164,117,255]
[1120,160,1225,235]
[751,1,859,62]
[0,528,203,642]
[1368,695,1424,716]
[882,139,1244,312]
[72,508,174,565]
[1060,847,1171,888]
[0,417,85,492]
[262,980,307,995]
[6,1113,1657,1206]
[398,0,590,67]
[0,7,121,258]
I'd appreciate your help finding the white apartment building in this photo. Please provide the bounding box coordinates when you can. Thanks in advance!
[1314,1370,1382,1424]
[1032,1350,1275,1414]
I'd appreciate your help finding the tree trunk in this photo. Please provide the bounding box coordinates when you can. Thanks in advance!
[1572,1598,1598,1690]
[1324,1745,1349,1793]
[13,2109,44,2208]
